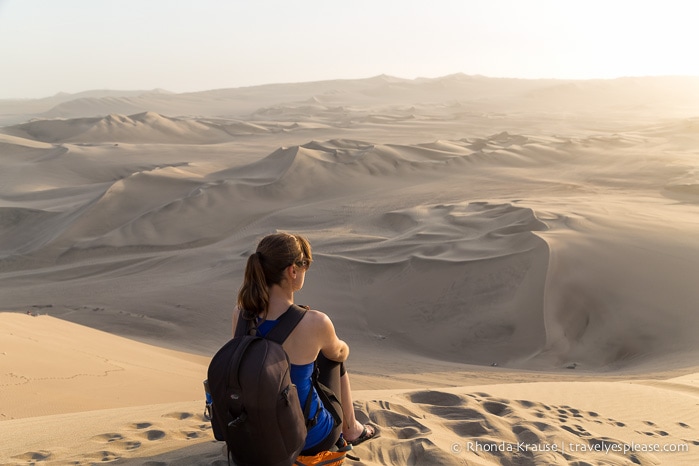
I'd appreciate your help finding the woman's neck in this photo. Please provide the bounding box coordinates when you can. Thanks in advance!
[266,284,293,320]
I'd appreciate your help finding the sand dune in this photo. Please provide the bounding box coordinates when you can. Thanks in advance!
[2,117,699,366]
[2,75,699,464]
[0,313,207,419]
[2,112,232,144]
[1,313,698,465]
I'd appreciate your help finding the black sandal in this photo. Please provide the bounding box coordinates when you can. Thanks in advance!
[347,424,377,446]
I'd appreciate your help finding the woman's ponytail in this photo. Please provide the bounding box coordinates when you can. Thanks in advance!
[238,251,270,321]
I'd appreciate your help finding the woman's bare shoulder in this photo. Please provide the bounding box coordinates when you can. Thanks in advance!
[300,309,336,332]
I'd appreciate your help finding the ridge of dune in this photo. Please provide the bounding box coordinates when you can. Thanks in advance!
[219,134,541,189]
[56,135,553,252]
[0,132,55,150]
[0,112,232,144]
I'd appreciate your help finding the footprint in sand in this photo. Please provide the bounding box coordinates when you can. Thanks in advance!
[91,432,143,452]
[538,404,640,430]
[92,433,124,443]
[407,390,464,407]
[424,404,494,438]
[449,419,491,437]
[371,400,420,417]
[128,421,167,441]
[130,422,153,430]
[511,424,545,445]
[141,430,167,441]
[531,421,555,433]
[408,392,517,440]
[641,429,669,438]
[163,411,193,420]
[425,405,485,421]
[84,450,120,463]
[560,424,592,438]
[178,430,205,440]
[124,441,142,450]
[481,399,510,417]
[12,451,52,462]
[515,399,539,409]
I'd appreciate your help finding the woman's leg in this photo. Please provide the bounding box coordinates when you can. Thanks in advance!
[301,355,343,455]
[338,370,372,441]
[316,354,372,443]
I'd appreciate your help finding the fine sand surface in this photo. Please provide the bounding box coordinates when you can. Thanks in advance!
[2,75,699,465]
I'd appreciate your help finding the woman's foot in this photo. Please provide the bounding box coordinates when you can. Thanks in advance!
[344,422,377,446]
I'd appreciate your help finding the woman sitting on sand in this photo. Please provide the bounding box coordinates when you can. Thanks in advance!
[233,232,376,454]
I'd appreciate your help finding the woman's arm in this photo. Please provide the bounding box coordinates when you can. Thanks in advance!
[317,312,349,363]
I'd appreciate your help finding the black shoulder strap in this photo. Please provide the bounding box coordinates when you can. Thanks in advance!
[234,310,251,338]
[235,305,307,342]
[265,304,307,345]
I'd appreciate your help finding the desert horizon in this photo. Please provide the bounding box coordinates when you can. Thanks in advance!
[2,73,699,465]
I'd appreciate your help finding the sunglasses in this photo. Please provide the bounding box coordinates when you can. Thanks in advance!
[294,259,311,270]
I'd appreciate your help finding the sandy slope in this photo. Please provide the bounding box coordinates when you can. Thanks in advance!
[2,313,698,465]
[2,75,699,464]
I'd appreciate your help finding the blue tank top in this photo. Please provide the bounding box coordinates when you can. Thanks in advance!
[257,318,334,450]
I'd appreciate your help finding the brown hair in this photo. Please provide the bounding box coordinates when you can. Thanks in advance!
[237,232,312,322]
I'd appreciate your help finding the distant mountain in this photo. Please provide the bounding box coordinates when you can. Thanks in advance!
[0,89,173,126]
[2,75,699,127]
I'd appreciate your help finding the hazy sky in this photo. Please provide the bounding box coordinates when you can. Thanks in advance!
[1,0,697,99]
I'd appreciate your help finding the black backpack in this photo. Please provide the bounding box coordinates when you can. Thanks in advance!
[207,304,312,466]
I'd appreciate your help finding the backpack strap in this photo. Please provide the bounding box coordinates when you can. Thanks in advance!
[234,310,252,338]
[264,304,307,345]
[264,305,315,428]
[235,304,307,342]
